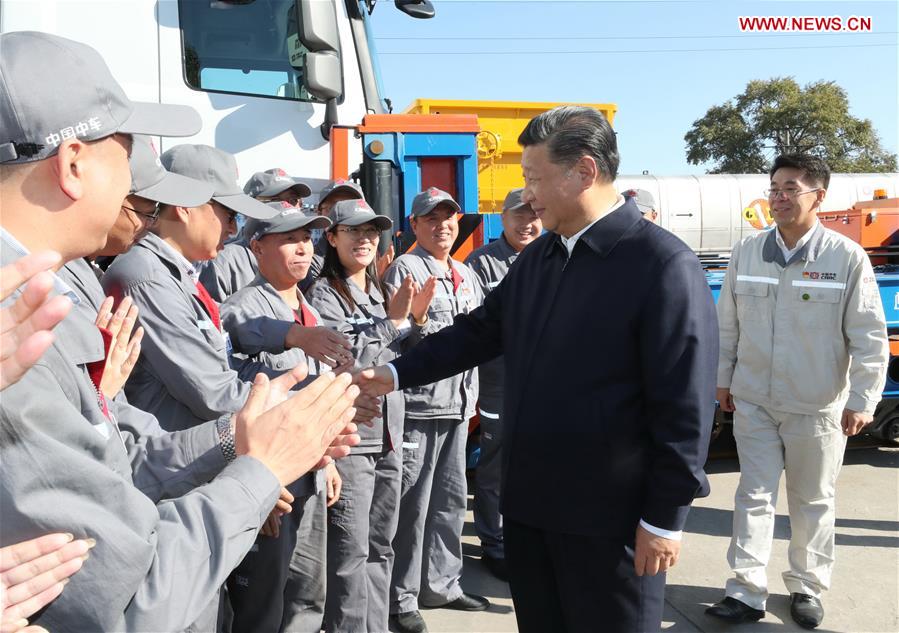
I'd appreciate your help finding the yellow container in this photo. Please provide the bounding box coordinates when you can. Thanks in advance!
[406,99,617,214]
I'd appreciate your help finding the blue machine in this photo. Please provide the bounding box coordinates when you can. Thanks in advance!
[706,268,899,442]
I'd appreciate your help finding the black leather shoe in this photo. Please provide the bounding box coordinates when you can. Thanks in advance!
[791,593,824,629]
[705,596,765,622]
[389,610,428,633]
[427,592,490,611]
[482,554,509,582]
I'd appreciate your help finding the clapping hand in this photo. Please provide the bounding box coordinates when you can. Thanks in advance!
[94,296,144,399]
[0,252,72,390]
[0,533,96,632]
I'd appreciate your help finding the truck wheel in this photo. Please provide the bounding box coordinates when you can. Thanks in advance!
[882,417,899,445]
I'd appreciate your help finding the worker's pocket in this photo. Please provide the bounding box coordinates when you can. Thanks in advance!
[199,324,232,366]
[734,281,771,323]
[400,427,423,491]
[791,286,842,330]
[428,296,454,322]
[328,478,355,533]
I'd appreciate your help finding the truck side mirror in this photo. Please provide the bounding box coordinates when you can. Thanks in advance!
[395,0,435,19]
[289,0,343,101]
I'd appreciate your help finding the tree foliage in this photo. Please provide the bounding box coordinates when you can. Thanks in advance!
[685,78,897,173]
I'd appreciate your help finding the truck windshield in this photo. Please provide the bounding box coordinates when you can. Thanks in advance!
[178,0,320,102]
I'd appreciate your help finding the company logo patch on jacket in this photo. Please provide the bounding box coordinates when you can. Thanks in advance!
[802,271,838,281]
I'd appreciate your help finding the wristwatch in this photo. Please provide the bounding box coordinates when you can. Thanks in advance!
[216,417,237,463]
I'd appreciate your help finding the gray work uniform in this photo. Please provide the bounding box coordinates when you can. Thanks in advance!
[464,235,519,559]
[199,238,259,302]
[382,247,483,613]
[307,277,407,633]
[61,257,229,502]
[0,241,280,633]
[717,224,888,608]
[103,232,252,430]
[221,277,327,633]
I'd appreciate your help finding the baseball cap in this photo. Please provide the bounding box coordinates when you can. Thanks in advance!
[622,188,656,214]
[329,199,393,231]
[502,188,531,212]
[244,168,312,199]
[161,145,277,219]
[0,31,201,164]
[410,187,461,218]
[318,179,364,206]
[246,201,332,241]
[129,136,214,207]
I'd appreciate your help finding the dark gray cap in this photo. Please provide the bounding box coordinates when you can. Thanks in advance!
[622,188,656,213]
[502,188,531,212]
[246,201,332,241]
[410,187,461,217]
[161,145,277,219]
[329,199,393,231]
[244,168,312,199]
[129,136,214,207]
[0,31,201,164]
[318,179,364,206]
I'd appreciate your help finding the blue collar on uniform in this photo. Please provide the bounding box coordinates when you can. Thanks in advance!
[544,197,643,259]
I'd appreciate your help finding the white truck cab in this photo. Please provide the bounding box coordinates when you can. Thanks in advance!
[1,0,432,197]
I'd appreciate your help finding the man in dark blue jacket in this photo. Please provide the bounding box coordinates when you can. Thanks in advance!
[359,105,718,632]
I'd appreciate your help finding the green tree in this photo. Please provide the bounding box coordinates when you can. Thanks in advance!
[685,78,897,173]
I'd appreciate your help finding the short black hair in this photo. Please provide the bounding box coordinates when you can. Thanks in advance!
[769,153,831,190]
[518,105,619,183]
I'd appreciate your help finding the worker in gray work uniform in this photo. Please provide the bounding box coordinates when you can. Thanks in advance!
[706,153,889,630]
[308,199,435,632]
[463,187,542,582]
[102,145,281,430]
[0,31,360,633]
[61,134,228,502]
[199,167,313,302]
[301,178,366,293]
[220,201,345,633]
[383,188,489,633]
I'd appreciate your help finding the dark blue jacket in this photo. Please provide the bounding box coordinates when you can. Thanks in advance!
[391,198,718,538]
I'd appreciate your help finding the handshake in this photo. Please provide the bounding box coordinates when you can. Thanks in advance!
[233,362,398,488]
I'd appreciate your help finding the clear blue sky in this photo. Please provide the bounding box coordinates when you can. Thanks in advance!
[367,0,898,175]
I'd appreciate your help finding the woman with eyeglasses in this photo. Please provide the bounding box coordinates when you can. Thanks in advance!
[308,198,435,633]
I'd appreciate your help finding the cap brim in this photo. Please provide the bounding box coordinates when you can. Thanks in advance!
[321,185,363,203]
[214,193,280,219]
[338,213,393,231]
[256,215,332,239]
[259,180,313,199]
[133,172,215,207]
[119,102,202,138]
[505,200,532,212]
[414,199,461,217]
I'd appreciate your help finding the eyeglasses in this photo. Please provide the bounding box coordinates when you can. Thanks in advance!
[764,188,821,200]
[122,202,161,225]
[337,226,381,240]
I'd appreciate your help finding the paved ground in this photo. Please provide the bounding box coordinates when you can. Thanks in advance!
[412,443,899,633]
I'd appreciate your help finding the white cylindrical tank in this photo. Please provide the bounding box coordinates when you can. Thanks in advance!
[616,173,899,253]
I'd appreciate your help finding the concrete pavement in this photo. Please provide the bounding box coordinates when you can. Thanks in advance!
[412,445,899,633]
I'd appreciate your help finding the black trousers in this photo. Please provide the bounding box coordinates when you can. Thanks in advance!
[505,519,666,633]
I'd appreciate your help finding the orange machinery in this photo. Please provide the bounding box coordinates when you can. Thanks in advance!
[818,192,899,251]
